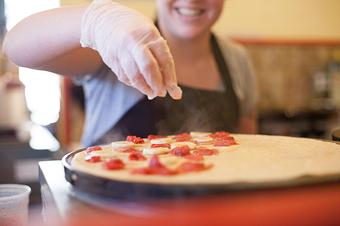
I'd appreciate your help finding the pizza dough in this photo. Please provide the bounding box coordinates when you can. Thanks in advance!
[71,134,340,186]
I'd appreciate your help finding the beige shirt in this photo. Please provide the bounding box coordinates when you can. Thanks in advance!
[217,35,258,116]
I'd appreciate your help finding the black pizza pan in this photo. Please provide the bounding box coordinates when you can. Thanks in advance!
[62,148,340,201]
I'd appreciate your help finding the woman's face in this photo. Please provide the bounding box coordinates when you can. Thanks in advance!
[156,0,225,40]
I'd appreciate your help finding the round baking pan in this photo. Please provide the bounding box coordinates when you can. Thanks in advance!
[62,148,340,201]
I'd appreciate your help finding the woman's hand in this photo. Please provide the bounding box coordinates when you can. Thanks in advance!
[80,0,182,100]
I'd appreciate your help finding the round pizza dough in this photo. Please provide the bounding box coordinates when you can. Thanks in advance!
[71,134,340,186]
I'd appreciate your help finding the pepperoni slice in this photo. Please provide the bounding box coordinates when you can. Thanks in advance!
[131,167,154,175]
[152,167,177,175]
[209,131,231,139]
[149,155,165,168]
[218,136,235,140]
[128,152,147,161]
[104,158,125,170]
[177,162,213,173]
[213,138,237,146]
[121,147,139,153]
[131,155,177,176]
[151,143,171,149]
[148,155,176,175]
[170,145,191,156]
[85,146,102,153]
[175,133,192,142]
[193,148,218,156]
[131,167,176,176]
[126,136,144,144]
[184,154,204,161]
[147,135,166,140]
[85,155,101,163]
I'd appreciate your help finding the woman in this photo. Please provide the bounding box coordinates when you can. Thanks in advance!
[3,0,258,146]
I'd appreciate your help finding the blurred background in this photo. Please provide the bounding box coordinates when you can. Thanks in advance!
[0,0,339,208]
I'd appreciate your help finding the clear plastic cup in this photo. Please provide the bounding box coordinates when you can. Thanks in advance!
[0,184,31,226]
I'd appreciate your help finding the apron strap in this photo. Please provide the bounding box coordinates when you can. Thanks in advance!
[210,34,240,120]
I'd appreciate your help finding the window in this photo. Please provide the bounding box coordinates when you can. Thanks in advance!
[5,0,61,151]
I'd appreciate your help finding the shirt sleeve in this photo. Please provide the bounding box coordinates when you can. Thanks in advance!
[238,47,258,117]
[71,63,109,86]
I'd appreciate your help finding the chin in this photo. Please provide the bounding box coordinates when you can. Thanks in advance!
[174,27,210,40]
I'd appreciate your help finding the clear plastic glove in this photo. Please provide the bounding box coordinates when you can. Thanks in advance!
[80,0,182,100]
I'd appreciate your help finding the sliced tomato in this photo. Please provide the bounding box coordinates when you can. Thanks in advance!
[193,148,218,156]
[104,158,125,170]
[213,138,237,146]
[126,135,144,144]
[175,133,192,142]
[128,152,147,161]
[85,155,101,163]
[170,145,191,156]
[85,146,103,153]
[151,143,171,149]
[147,135,166,140]
[184,154,204,161]
[177,162,213,173]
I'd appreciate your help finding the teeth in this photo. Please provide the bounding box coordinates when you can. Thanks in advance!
[177,8,202,16]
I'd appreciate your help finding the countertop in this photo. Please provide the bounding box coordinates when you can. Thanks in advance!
[39,160,340,226]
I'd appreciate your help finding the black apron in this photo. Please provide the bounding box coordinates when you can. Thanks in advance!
[95,34,240,145]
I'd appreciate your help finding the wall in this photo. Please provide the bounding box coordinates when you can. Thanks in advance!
[61,0,340,40]
[244,44,340,113]
[218,0,340,40]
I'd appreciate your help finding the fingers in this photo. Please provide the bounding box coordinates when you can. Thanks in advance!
[115,38,182,100]
[83,0,181,100]
[131,44,167,98]
[119,52,154,98]
[147,38,182,100]
[115,66,131,86]
[132,75,157,100]
[116,67,155,99]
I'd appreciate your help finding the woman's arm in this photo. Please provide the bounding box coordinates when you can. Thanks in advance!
[3,0,182,99]
[3,5,103,77]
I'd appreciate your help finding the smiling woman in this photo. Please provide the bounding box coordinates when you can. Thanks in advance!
[156,0,224,40]
[3,0,257,147]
